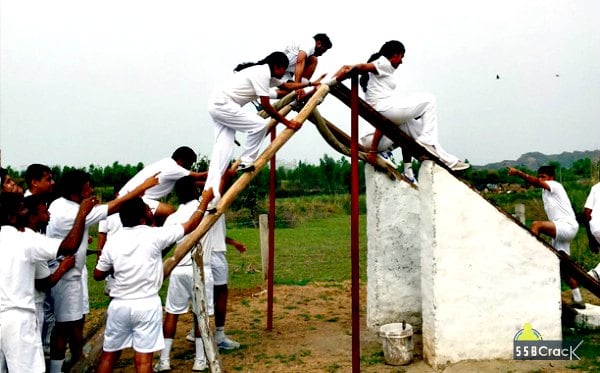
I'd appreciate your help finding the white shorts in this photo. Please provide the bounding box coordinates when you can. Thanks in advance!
[165,264,215,316]
[103,295,164,353]
[34,301,44,336]
[0,309,45,373]
[211,251,228,286]
[52,277,84,322]
[553,220,578,254]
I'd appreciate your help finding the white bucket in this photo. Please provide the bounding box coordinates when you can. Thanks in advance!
[379,322,414,366]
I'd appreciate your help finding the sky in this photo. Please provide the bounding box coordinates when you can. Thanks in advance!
[1,0,599,171]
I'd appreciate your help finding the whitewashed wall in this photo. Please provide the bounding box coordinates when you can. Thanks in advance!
[365,161,562,369]
[365,165,422,330]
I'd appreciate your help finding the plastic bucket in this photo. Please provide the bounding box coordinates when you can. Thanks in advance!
[379,322,414,366]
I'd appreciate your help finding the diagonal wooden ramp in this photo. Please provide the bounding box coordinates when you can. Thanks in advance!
[327,81,600,299]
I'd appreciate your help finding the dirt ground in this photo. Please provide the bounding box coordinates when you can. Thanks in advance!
[83,282,594,373]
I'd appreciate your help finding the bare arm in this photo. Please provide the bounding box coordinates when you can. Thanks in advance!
[293,50,308,83]
[259,96,302,130]
[106,173,160,215]
[334,63,378,82]
[506,167,550,190]
[180,188,214,235]
[226,237,247,253]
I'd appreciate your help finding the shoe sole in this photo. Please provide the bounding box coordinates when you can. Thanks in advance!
[237,165,255,173]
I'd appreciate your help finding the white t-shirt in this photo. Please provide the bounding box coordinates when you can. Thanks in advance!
[283,38,316,77]
[46,197,108,280]
[214,64,283,106]
[0,226,61,312]
[584,183,600,216]
[98,213,123,237]
[585,183,600,233]
[201,214,227,253]
[163,199,200,266]
[542,180,577,225]
[364,55,397,112]
[119,158,190,201]
[96,224,184,299]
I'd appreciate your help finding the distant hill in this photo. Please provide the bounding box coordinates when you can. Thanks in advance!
[476,149,600,170]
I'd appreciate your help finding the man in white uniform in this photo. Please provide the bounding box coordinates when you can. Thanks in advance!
[0,192,97,373]
[155,176,214,372]
[94,189,213,373]
[507,165,584,308]
[118,146,207,225]
[46,169,158,372]
[584,182,600,281]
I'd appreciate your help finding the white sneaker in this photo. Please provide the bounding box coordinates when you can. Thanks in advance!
[192,358,208,371]
[401,172,418,185]
[217,336,240,350]
[377,151,396,168]
[450,160,470,171]
[588,269,600,282]
[154,359,171,372]
[186,328,195,343]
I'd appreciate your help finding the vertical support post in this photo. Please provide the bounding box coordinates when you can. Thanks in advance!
[267,126,276,331]
[350,76,361,371]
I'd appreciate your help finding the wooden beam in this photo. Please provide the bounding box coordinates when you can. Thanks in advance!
[163,85,330,276]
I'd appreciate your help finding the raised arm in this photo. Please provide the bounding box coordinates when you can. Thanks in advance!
[506,167,550,190]
[106,173,160,214]
[180,188,214,235]
[259,96,302,130]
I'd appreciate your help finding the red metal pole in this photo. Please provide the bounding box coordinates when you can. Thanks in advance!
[350,76,361,371]
[267,126,276,331]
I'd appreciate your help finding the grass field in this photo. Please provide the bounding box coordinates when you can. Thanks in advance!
[84,193,600,371]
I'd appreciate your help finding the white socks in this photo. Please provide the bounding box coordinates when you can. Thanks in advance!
[572,288,583,303]
[215,326,225,341]
[159,338,173,361]
[403,164,414,179]
[195,337,206,360]
[49,359,63,373]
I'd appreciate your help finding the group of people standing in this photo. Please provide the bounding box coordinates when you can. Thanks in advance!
[0,148,244,372]
[1,31,597,373]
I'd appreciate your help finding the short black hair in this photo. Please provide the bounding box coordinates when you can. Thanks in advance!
[119,197,148,227]
[174,176,198,204]
[23,194,50,215]
[171,146,197,170]
[0,192,23,226]
[59,169,91,198]
[537,165,556,177]
[314,33,332,49]
[25,164,52,186]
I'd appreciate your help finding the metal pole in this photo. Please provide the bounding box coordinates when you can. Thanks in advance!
[350,76,361,371]
[267,126,276,331]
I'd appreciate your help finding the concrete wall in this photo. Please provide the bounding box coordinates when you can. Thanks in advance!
[365,165,422,330]
[365,161,562,369]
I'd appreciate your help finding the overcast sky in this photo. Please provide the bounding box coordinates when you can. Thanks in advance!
[1,0,599,171]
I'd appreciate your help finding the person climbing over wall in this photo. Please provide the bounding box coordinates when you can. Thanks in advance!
[507,165,585,309]
[333,40,469,184]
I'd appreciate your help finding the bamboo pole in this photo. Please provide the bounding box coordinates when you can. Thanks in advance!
[192,244,222,373]
[164,85,330,277]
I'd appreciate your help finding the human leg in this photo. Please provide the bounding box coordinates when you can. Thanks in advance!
[211,252,239,350]
[133,351,154,373]
[96,350,121,373]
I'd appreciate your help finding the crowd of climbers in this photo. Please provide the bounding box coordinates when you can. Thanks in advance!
[0,33,599,373]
